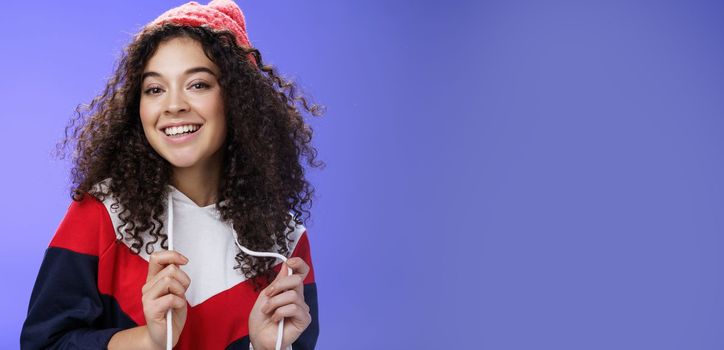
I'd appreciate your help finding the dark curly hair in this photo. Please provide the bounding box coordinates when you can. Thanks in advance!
[55,23,324,290]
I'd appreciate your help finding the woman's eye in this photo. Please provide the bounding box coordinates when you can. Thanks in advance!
[191,82,210,90]
[144,87,163,95]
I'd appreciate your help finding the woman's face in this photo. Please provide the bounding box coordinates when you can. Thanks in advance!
[139,36,226,171]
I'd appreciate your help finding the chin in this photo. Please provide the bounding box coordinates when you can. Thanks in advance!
[169,159,200,168]
[162,152,201,168]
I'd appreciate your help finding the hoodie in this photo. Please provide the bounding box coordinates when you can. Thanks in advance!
[20,180,319,349]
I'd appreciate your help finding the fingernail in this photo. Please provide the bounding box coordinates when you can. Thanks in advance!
[267,286,274,296]
[288,259,296,266]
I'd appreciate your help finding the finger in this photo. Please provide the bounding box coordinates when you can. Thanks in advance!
[142,265,191,295]
[147,251,189,280]
[261,289,307,315]
[144,275,187,301]
[147,251,189,281]
[287,258,310,296]
[145,264,191,291]
[262,261,290,294]
[147,293,187,320]
[270,302,312,324]
[265,273,304,298]
[287,258,310,281]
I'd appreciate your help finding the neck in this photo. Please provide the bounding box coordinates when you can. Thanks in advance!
[170,150,223,207]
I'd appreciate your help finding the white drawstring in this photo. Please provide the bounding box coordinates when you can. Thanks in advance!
[166,192,175,350]
[231,224,292,350]
[165,191,290,350]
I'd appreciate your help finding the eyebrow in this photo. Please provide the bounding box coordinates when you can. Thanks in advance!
[141,67,217,81]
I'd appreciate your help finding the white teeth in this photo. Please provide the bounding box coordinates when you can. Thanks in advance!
[164,124,199,136]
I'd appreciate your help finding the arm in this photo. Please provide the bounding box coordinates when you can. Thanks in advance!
[21,195,134,349]
[20,246,125,349]
[108,326,157,350]
[22,250,158,350]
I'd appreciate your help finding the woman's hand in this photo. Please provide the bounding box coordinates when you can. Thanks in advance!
[142,251,191,350]
[248,257,312,350]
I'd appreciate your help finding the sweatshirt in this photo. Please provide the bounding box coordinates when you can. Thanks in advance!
[20,181,319,349]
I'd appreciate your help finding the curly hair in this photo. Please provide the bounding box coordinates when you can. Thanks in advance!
[55,23,324,290]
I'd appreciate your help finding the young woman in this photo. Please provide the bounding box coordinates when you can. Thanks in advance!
[20,1,322,349]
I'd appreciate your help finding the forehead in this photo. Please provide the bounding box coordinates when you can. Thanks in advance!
[143,36,219,76]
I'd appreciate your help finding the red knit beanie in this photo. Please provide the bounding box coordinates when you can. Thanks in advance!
[144,0,257,67]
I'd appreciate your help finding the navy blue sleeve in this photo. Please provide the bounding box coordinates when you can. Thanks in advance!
[20,247,123,350]
[292,282,319,350]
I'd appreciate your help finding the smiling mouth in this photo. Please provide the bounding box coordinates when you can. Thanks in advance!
[163,124,203,138]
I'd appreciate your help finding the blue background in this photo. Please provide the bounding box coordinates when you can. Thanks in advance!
[2,0,724,349]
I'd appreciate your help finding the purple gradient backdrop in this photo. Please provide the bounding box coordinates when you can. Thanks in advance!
[2,0,724,349]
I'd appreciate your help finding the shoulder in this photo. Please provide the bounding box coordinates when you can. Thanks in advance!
[49,186,117,257]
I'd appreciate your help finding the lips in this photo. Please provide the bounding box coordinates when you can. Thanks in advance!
[161,124,203,144]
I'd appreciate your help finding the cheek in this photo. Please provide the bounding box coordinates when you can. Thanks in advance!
[138,104,161,150]
[217,113,227,141]
[209,96,226,138]
[209,116,227,147]
[139,102,157,131]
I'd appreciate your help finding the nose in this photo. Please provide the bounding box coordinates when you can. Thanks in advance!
[164,87,190,115]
